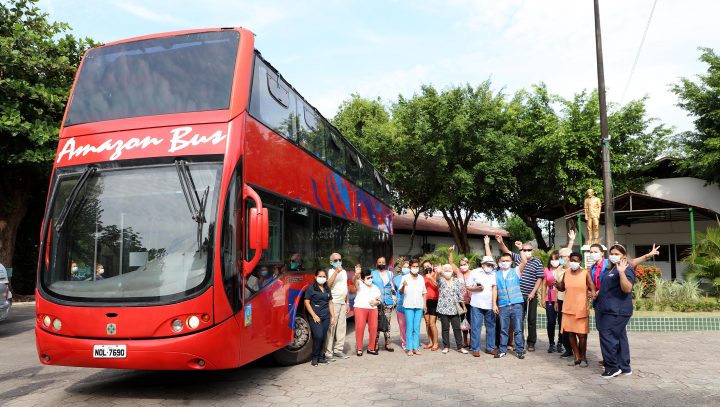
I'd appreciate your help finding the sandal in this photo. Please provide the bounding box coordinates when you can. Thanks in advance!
[413,350,422,355]
[421,344,431,349]
[431,345,439,351]
[367,349,379,355]
[356,350,363,357]
[407,351,414,356]
[385,344,395,352]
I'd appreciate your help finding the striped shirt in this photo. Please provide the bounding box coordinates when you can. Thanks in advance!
[511,252,544,295]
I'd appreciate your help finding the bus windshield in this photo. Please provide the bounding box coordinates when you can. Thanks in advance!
[42,162,221,303]
[65,30,240,126]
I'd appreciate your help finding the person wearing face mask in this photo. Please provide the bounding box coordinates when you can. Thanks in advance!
[449,246,472,348]
[596,244,636,378]
[495,236,544,352]
[436,264,468,354]
[94,263,106,281]
[371,257,396,352]
[284,253,303,273]
[304,269,336,366]
[400,260,427,356]
[557,252,596,368]
[353,267,382,356]
[422,261,440,351]
[393,260,411,350]
[324,253,350,361]
[539,231,576,354]
[555,248,573,358]
[466,236,500,357]
[494,251,527,359]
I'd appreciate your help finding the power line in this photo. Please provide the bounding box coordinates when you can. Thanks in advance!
[620,0,658,103]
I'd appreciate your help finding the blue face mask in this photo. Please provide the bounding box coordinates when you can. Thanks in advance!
[332,261,342,268]
[261,270,269,277]
[290,261,300,270]
[401,267,410,275]
[559,258,566,266]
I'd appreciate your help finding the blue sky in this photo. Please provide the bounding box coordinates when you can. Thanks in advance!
[39,0,720,134]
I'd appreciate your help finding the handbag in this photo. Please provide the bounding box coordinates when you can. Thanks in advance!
[456,302,466,315]
[460,317,470,331]
[377,304,390,332]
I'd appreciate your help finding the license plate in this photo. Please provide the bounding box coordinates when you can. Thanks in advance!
[93,344,127,359]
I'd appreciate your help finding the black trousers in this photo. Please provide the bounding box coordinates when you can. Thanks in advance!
[309,316,330,361]
[557,300,570,349]
[522,295,538,345]
[439,313,463,349]
[545,301,559,344]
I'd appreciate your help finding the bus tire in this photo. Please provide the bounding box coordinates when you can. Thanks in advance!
[272,310,313,366]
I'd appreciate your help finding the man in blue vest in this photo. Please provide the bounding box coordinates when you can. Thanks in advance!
[493,251,527,359]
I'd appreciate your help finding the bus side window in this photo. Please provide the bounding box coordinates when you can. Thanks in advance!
[326,130,345,174]
[297,103,325,160]
[249,57,296,141]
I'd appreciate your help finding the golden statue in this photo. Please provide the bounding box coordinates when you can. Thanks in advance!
[584,188,602,244]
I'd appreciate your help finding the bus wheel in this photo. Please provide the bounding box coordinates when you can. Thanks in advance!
[272,312,312,365]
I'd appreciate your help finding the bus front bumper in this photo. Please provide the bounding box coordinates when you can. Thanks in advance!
[35,317,242,370]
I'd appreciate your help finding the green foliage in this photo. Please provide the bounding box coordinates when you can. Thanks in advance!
[633,281,645,301]
[634,297,720,313]
[671,48,720,185]
[501,214,534,243]
[419,245,481,268]
[652,276,703,303]
[684,221,720,294]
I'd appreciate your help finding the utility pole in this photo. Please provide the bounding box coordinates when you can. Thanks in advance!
[593,0,615,247]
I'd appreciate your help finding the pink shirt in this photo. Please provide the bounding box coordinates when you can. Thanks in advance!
[544,267,557,303]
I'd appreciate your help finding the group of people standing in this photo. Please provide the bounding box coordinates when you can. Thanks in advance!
[303,234,658,378]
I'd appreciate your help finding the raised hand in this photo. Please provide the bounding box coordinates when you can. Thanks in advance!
[647,244,660,257]
[618,258,629,273]
[484,235,490,245]
[495,235,504,243]
[568,229,576,241]
[514,241,523,250]
[449,245,455,252]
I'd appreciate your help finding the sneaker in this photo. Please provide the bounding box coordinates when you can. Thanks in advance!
[579,360,588,368]
[556,344,564,354]
[560,350,574,358]
[517,352,525,359]
[622,370,633,376]
[601,369,622,379]
[324,353,334,360]
[311,359,318,366]
[317,358,329,364]
[495,352,506,359]
[333,352,350,360]
[442,348,449,354]
[527,344,535,352]
[548,344,556,353]
[459,348,469,354]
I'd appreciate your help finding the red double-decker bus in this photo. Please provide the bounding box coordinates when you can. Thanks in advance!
[35,28,393,370]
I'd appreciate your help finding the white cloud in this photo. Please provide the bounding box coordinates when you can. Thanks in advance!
[114,2,184,25]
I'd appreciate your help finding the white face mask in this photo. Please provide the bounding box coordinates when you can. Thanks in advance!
[499,261,512,270]
[410,268,419,275]
[97,268,104,274]
[609,255,622,264]
[569,262,581,271]
[550,260,560,268]
[71,266,78,272]
[523,251,533,259]
[459,265,469,272]
[442,271,453,279]
[316,277,327,285]
[364,278,373,286]
[590,252,602,262]
[482,265,494,273]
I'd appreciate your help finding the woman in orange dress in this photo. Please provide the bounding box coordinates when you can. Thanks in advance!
[558,252,596,367]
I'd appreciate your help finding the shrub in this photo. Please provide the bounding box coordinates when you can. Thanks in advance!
[684,221,720,295]
[644,301,654,311]
[633,282,645,300]
[636,265,662,294]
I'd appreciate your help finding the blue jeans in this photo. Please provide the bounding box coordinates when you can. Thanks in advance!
[499,303,525,353]
[470,306,496,352]
[405,308,423,351]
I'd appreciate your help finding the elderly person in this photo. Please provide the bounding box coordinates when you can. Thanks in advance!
[436,264,468,354]
[449,246,472,348]
[324,253,350,360]
[371,257,396,352]
[393,260,411,350]
[465,236,500,357]
[400,260,427,356]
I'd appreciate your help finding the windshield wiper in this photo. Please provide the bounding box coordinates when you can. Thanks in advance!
[55,166,97,232]
[175,160,209,251]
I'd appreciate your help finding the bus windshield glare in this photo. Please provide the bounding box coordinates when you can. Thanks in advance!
[42,163,221,303]
[65,30,240,126]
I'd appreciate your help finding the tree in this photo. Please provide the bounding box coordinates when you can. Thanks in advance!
[0,0,96,269]
[506,85,672,249]
[671,47,720,185]
[684,221,720,295]
[501,214,534,243]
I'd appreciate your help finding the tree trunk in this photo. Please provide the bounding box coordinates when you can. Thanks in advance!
[406,207,424,256]
[441,208,474,254]
[0,186,30,267]
[520,214,549,251]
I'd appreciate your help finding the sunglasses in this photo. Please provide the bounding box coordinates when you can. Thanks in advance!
[521,249,533,252]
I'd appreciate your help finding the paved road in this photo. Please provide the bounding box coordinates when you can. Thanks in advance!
[1,303,719,406]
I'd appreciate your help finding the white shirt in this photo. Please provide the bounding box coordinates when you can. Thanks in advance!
[401,274,427,309]
[468,268,496,310]
[354,282,382,309]
[327,268,348,304]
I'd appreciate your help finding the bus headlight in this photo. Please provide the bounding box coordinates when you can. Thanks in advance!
[52,318,62,331]
[171,319,183,333]
[187,315,200,330]
[42,315,51,328]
